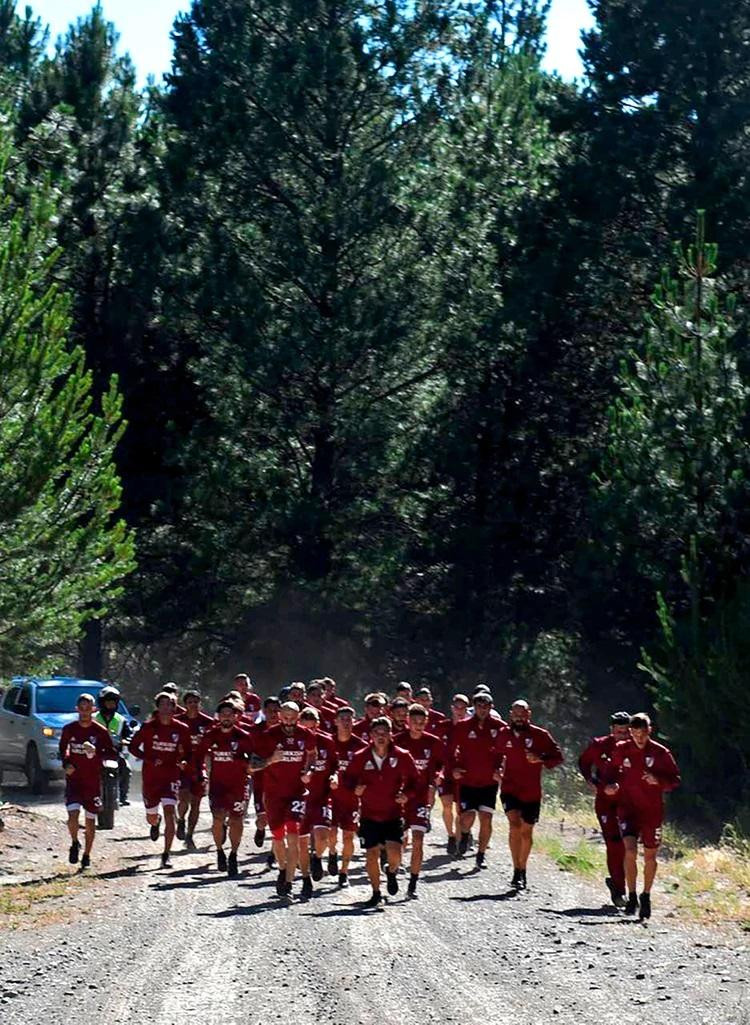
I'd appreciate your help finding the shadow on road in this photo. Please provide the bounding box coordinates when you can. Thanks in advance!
[197,900,286,917]
[449,889,519,903]
[540,906,621,919]
[300,902,386,918]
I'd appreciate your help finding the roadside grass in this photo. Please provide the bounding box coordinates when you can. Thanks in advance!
[0,877,80,923]
[536,799,750,931]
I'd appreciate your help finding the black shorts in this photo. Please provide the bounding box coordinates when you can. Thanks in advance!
[358,817,404,850]
[501,792,541,824]
[459,783,498,813]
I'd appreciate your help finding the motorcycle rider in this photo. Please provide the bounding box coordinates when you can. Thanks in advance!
[95,687,134,805]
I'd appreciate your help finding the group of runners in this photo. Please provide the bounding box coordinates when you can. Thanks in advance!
[58,674,680,918]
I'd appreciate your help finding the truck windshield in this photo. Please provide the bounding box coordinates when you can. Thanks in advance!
[35,686,101,713]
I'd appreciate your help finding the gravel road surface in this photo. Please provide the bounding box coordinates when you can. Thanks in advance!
[1,777,747,1025]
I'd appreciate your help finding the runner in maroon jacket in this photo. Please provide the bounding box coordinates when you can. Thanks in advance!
[233,673,262,721]
[447,693,506,866]
[346,717,418,907]
[393,704,444,897]
[196,700,254,877]
[388,697,409,733]
[59,693,116,869]
[130,692,192,868]
[252,701,316,900]
[303,681,337,736]
[329,706,367,887]
[496,700,563,890]
[436,694,470,855]
[248,696,280,852]
[603,713,680,919]
[297,708,339,897]
[322,676,348,709]
[414,687,447,734]
[578,711,631,906]
[175,690,215,850]
[352,693,388,745]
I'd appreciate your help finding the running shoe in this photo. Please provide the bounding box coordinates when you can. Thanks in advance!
[386,870,399,896]
[328,852,339,876]
[511,868,522,889]
[446,835,457,856]
[301,876,314,899]
[338,872,349,888]
[606,876,625,908]
[624,892,639,916]
[68,841,80,865]
[275,870,287,897]
[254,827,265,848]
[519,869,528,890]
[458,832,470,856]
[150,817,161,842]
[227,851,238,877]
[80,852,90,869]
[176,818,186,840]
[217,848,228,872]
[407,875,418,899]
[311,854,324,882]
[185,834,197,851]
[475,851,486,869]
[364,890,383,908]
[638,892,651,920]
[161,852,172,869]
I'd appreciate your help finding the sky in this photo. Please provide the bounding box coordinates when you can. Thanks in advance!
[30,0,595,85]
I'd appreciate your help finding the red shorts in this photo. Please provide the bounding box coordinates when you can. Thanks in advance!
[65,780,102,818]
[405,797,431,833]
[180,771,207,798]
[617,804,662,849]
[594,795,622,843]
[331,793,359,832]
[300,799,332,836]
[142,771,181,813]
[209,784,248,820]
[265,792,305,839]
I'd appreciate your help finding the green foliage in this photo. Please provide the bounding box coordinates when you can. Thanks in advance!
[0,132,134,670]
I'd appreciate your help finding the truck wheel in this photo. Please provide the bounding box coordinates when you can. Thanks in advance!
[25,744,49,794]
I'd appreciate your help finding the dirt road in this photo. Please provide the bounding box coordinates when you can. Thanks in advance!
[1,776,748,1025]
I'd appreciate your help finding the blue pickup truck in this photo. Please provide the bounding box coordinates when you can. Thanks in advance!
[0,676,141,793]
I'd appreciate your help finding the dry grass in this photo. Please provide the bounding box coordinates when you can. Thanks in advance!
[536,800,750,931]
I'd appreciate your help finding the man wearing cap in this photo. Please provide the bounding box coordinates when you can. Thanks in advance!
[603,713,680,919]
[447,692,506,866]
[59,693,117,869]
[496,700,563,890]
[346,716,418,907]
[436,693,470,854]
[578,712,632,906]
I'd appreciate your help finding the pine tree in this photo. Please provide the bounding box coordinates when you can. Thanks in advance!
[595,214,750,817]
[157,0,452,655]
[0,137,135,671]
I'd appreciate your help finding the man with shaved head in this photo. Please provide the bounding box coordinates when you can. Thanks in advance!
[495,700,563,890]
